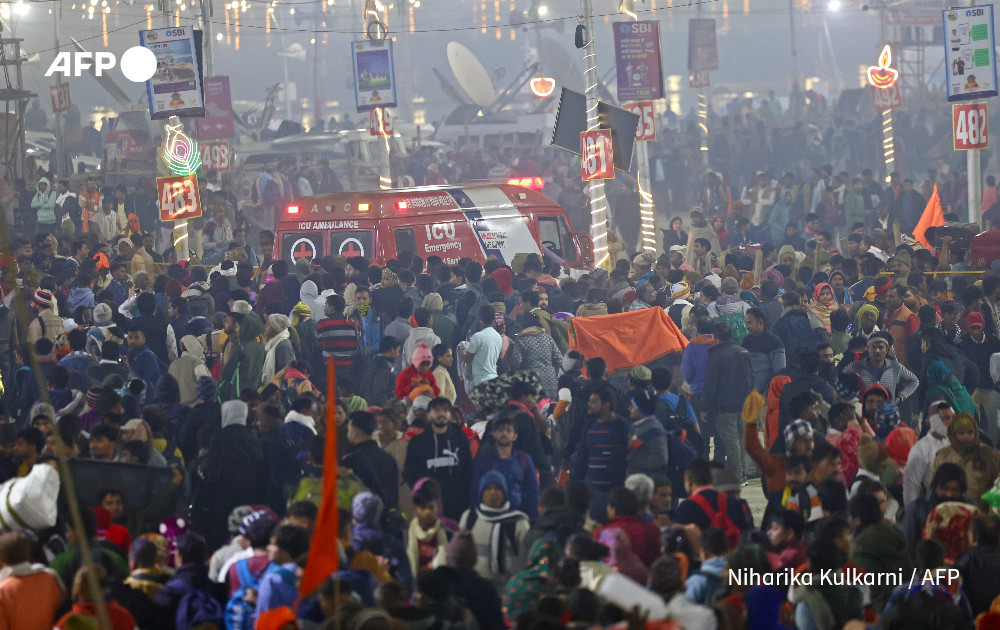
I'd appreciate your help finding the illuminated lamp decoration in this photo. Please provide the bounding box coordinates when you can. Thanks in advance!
[162,117,203,175]
[530,77,556,98]
[868,45,899,89]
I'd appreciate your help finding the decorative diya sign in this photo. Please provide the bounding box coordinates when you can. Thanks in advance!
[868,45,899,89]
[530,77,556,98]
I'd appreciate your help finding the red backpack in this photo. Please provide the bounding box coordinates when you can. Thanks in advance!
[690,490,741,549]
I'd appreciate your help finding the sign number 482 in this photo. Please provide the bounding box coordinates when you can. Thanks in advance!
[953,103,989,150]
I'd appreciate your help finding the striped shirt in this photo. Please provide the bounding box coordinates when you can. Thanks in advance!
[316,316,361,367]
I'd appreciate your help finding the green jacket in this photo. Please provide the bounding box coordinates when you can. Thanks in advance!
[844,190,866,228]
[219,315,266,400]
[849,520,911,612]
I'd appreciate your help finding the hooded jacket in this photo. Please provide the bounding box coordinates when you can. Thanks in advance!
[742,330,787,393]
[403,423,473,522]
[219,315,265,401]
[67,286,96,311]
[902,412,952,507]
[395,344,439,399]
[932,415,1000,510]
[31,177,57,224]
[918,334,980,399]
[680,334,714,394]
[403,326,442,370]
[168,335,212,406]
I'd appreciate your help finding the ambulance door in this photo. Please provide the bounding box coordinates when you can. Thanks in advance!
[281,231,324,263]
[330,229,375,263]
[537,215,580,266]
[394,227,417,258]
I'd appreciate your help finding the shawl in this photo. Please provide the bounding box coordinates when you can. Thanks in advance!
[503,538,560,623]
[808,283,837,331]
[598,527,648,585]
[925,362,977,418]
[261,328,290,383]
[406,518,449,577]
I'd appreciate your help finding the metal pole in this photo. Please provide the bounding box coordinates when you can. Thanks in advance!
[635,139,657,252]
[789,0,798,90]
[968,0,982,225]
[582,0,610,266]
[200,0,214,77]
[697,2,708,166]
[52,4,63,178]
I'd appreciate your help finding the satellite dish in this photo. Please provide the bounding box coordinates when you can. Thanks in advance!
[447,42,495,109]
[539,37,586,94]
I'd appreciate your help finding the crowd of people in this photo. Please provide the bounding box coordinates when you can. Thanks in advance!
[2,89,1000,629]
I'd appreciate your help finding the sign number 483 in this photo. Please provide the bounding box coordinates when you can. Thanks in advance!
[953,103,989,150]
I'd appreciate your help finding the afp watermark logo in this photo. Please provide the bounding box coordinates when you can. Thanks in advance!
[45,46,157,82]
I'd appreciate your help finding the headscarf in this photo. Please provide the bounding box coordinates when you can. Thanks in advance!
[598,527,648,585]
[926,362,977,418]
[492,312,506,336]
[763,267,784,288]
[126,213,141,234]
[808,282,837,331]
[885,425,917,467]
[948,413,985,465]
[503,539,560,623]
[778,245,797,266]
[291,302,311,326]
[491,268,514,297]
[836,427,863,484]
[740,272,755,291]
[923,501,980,562]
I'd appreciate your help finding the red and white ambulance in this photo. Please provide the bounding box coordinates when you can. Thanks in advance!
[274,184,594,270]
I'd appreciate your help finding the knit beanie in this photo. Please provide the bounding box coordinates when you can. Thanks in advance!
[720,277,740,295]
[93,303,113,324]
[267,313,291,334]
[857,435,880,472]
[351,491,384,526]
[783,419,812,453]
[421,292,444,311]
[446,530,478,570]
[561,350,585,373]
[196,376,218,402]
[411,343,433,369]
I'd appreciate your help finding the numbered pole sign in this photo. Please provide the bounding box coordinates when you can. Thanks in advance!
[871,84,902,112]
[689,70,710,89]
[200,140,231,172]
[49,84,71,114]
[580,130,615,181]
[369,107,394,136]
[622,101,656,141]
[953,102,989,150]
[157,174,202,221]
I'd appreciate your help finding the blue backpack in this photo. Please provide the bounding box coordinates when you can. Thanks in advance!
[174,580,225,630]
[224,559,268,630]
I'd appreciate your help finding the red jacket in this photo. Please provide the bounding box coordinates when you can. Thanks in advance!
[395,365,439,399]
[55,601,137,630]
[594,514,662,568]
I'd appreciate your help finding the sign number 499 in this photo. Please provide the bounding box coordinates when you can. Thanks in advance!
[953,103,989,150]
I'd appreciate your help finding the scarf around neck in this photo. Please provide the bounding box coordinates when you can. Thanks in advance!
[262,328,290,382]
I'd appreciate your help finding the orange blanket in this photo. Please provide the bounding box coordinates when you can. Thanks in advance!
[569,307,688,374]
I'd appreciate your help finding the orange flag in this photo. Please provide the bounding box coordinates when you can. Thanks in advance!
[299,356,339,598]
[569,307,688,374]
[912,184,945,248]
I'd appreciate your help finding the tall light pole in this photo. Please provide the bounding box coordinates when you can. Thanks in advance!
[582,0,610,266]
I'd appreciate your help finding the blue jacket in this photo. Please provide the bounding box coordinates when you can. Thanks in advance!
[351,310,383,356]
[128,344,163,393]
[470,444,540,519]
[685,555,727,604]
[680,334,714,394]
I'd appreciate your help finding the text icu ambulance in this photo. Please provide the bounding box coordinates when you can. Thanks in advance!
[274,184,594,270]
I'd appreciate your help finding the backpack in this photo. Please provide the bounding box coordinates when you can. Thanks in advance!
[174,580,224,630]
[224,559,267,630]
[717,309,749,343]
[654,394,703,455]
[693,569,728,606]
[689,491,741,549]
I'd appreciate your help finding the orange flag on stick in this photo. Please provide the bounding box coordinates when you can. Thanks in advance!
[912,184,945,248]
[299,356,338,598]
